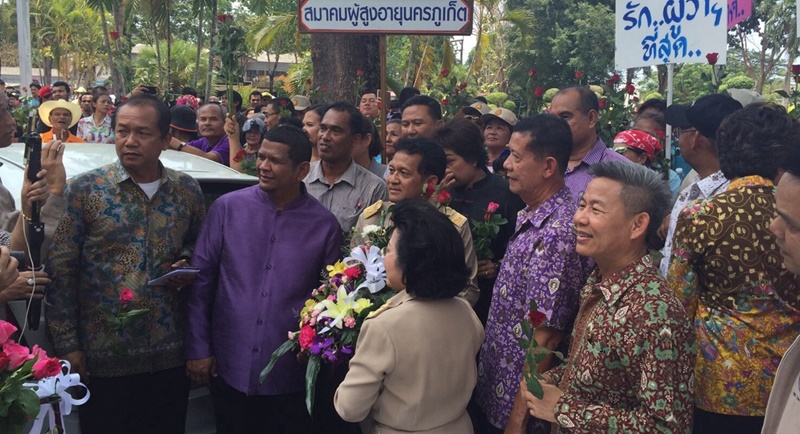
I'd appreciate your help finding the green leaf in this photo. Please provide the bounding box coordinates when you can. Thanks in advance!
[259,339,298,383]
[526,375,544,400]
[775,90,791,98]
[305,356,321,416]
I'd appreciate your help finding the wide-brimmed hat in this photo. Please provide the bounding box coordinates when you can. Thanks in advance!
[38,100,82,128]
[170,104,198,132]
[291,95,311,111]
[480,107,518,128]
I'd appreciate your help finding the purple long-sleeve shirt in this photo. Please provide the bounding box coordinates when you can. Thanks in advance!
[564,138,628,204]
[186,185,342,395]
[186,135,231,167]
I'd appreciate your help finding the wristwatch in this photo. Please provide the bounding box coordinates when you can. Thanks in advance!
[177,142,186,152]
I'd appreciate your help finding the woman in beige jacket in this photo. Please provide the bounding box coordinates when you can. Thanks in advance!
[335,199,485,434]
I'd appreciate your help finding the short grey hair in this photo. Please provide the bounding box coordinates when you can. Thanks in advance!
[588,161,672,250]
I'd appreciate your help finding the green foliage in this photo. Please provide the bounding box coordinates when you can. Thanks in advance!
[484,92,508,106]
[643,92,664,101]
[543,88,560,103]
[719,74,756,92]
[133,40,209,93]
[502,100,517,110]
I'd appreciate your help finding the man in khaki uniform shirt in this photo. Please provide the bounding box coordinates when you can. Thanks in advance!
[351,137,479,304]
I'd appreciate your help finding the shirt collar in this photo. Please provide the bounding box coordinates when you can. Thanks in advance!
[727,175,773,191]
[258,183,311,211]
[517,186,572,229]
[588,254,655,306]
[110,160,173,185]
[694,170,729,197]
[576,137,607,168]
[308,160,358,187]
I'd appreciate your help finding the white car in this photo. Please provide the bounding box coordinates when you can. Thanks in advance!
[1,142,255,434]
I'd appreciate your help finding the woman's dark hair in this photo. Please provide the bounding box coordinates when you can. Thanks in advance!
[278,116,303,129]
[432,118,488,169]
[362,118,383,158]
[717,103,800,180]
[389,200,469,298]
[267,97,297,117]
[312,104,329,119]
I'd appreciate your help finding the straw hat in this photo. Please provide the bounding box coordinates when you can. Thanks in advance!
[38,100,82,128]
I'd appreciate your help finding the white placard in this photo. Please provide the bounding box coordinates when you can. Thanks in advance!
[615,0,728,69]
[298,0,473,35]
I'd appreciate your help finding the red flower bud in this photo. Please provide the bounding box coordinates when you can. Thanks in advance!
[356,69,363,76]
[437,190,451,205]
[120,289,134,304]
[528,68,536,77]
[534,86,544,98]
[442,99,448,107]
[460,81,468,89]
[529,310,547,328]
[109,31,119,40]
[706,52,719,65]
[611,73,621,83]
[454,88,460,95]
[575,70,583,80]
[217,14,233,23]
[306,78,312,85]
[423,183,436,199]
[598,98,608,109]
[792,64,800,76]
[441,69,450,77]
[626,82,636,95]
[322,85,328,91]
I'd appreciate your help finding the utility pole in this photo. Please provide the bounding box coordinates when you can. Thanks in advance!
[16,0,33,96]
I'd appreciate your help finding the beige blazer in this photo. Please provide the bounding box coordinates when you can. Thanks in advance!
[334,290,484,434]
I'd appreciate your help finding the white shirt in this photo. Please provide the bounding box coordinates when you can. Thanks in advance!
[659,170,729,277]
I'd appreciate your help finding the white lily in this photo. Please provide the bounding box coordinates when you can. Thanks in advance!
[344,245,387,293]
[315,284,365,332]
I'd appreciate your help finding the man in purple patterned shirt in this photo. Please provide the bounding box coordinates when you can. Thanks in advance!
[549,86,629,204]
[474,115,590,434]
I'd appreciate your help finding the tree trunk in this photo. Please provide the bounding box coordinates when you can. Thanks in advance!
[111,2,127,95]
[193,2,204,89]
[166,0,172,93]
[44,56,52,84]
[204,0,218,100]
[98,3,120,94]
[152,19,164,90]
[311,34,380,103]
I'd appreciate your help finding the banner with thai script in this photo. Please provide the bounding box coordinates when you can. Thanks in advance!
[727,0,751,29]
[298,0,473,35]
[615,0,728,69]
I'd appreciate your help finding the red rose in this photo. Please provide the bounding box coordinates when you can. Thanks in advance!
[598,98,608,109]
[706,52,719,65]
[233,149,247,162]
[356,69,363,76]
[528,310,547,328]
[441,68,450,77]
[344,266,361,280]
[423,183,436,199]
[3,341,32,370]
[109,31,119,40]
[534,86,544,98]
[442,99,448,107]
[487,202,500,214]
[454,88,460,95]
[626,82,636,95]
[792,64,800,76]
[528,68,536,77]
[119,289,134,304]
[299,325,315,350]
[437,190,451,205]
[217,14,233,23]
[280,99,287,107]
[610,73,620,83]
[322,85,328,91]
[460,81,468,89]
[574,70,583,80]
[0,320,17,345]
[306,78,312,85]
[32,357,62,380]
[0,352,9,371]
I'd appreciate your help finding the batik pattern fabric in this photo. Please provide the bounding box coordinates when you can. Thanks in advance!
[668,175,800,416]
[549,255,696,433]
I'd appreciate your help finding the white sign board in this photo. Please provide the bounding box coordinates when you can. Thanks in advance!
[615,0,728,69]
[298,0,473,35]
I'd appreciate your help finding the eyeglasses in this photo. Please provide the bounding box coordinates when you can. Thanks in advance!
[674,127,697,135]
[263,111,278,116]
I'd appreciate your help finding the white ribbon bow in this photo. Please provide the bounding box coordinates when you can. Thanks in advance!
[24,360,90,434]
[343,245,387,293]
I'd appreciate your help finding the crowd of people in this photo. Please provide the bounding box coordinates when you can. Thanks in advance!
[0,76,799,434]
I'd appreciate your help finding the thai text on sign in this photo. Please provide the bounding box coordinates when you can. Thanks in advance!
[727,0,751,29]
[615,0,728,69]
[298,0,473,35]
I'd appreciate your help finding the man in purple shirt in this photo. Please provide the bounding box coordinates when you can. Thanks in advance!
[168,103,231,165]
[549,86,629,203]
[186,125,342,433]
[475,115,590,434]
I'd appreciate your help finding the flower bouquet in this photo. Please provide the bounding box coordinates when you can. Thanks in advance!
[260,244,393,414]
[517,300,565,399]
[0,320,66,434]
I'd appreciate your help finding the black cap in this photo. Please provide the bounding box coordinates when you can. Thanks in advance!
[170,105,197,132]
[665,94,743,140]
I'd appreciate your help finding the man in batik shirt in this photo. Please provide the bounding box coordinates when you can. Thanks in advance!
[668,103,800,433]
[521,161,696,433]
[476,115,589,434]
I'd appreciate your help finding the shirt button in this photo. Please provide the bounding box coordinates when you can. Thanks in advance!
[262,291,268,297]
[266,264,273,270]
[252,347,259,353]
[257,319,263,325]
[271,237,277,243]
